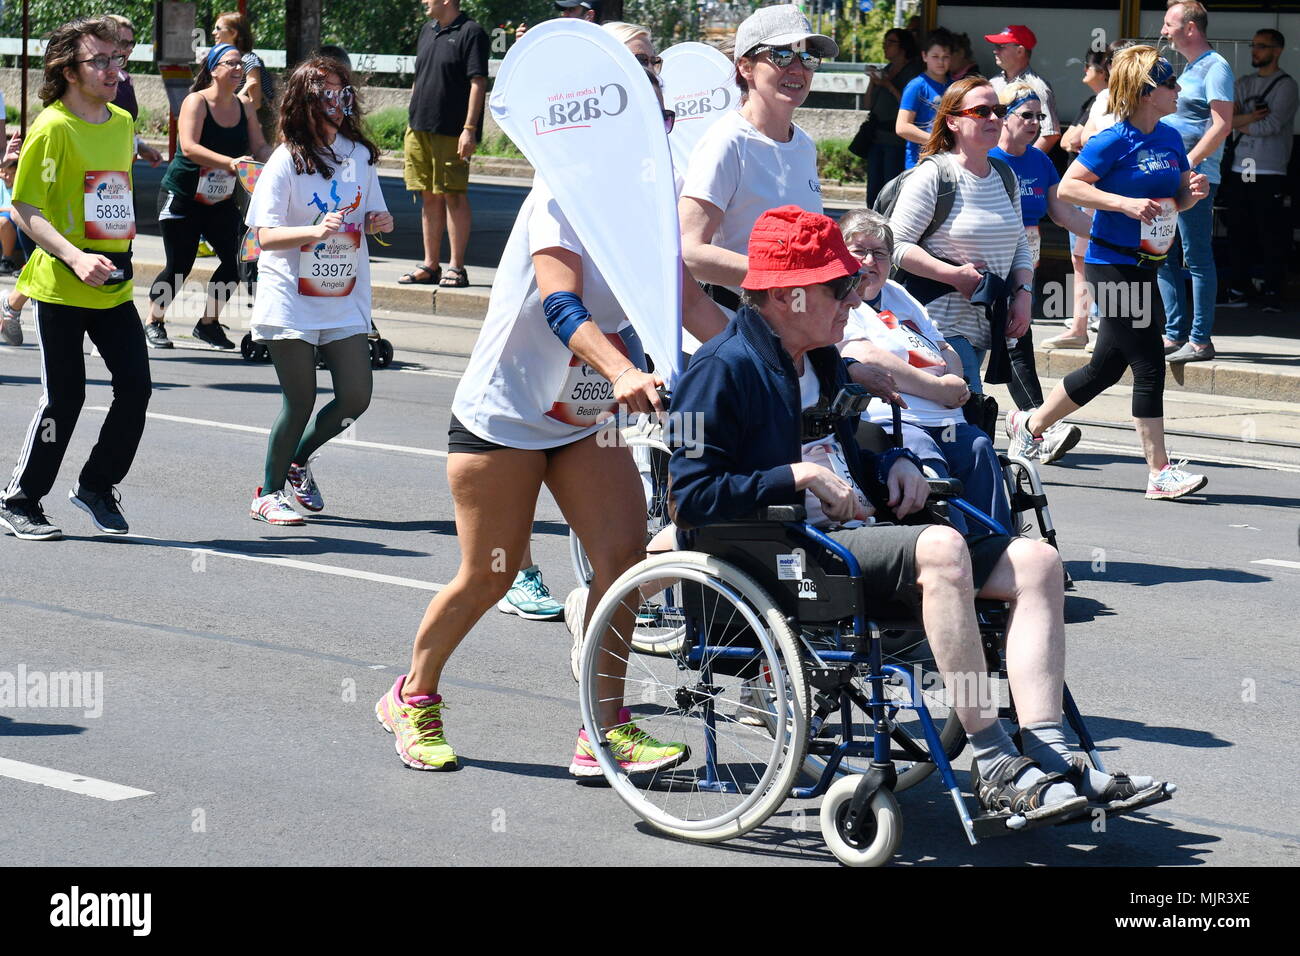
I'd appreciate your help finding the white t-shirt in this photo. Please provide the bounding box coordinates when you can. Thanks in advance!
[797,363,870,529]
[1087,88,1118,133]
[680,110,822,296]
[452,178,630,450]
[841,280,958,429]
[245,136,388,331]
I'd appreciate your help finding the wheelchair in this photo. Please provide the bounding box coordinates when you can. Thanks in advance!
[573,391,1170,865]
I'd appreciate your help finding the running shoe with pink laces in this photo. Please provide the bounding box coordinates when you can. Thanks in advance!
[375,675,458,771]
[1004,409,1043,461]
[1145,460,1207,500]
[569,707,689,777]
[286,458,324,512]
[250,487,305,526]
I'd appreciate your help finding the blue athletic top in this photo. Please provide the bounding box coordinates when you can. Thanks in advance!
[989,145,1058,227]
[900,73,950,169]
[1077,120,1189,266]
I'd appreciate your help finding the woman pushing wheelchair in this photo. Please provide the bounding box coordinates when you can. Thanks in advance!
[666,206,1172,822]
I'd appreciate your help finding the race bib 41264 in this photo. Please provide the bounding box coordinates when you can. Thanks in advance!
[1140,198,1178,256]
[83,170,135,240]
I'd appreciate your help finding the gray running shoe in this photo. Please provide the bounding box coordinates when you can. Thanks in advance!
[0,297,21,346]
[0,498,62,540]
[69,484,129,534]
[1039,422,1082,465]
[145,322,174,349]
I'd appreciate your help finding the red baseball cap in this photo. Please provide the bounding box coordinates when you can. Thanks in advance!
[741,206,860,290]
[984,25,1037,49]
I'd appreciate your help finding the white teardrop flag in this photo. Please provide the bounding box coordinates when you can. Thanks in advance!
[490,20,682,384]
[659,41,742,177]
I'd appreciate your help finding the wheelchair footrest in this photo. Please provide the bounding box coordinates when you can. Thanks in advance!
[969,806,1089,840]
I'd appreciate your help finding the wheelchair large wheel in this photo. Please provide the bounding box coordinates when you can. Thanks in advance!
[578,551,809,843]
[819,775,903,867]
[757,627,964,793]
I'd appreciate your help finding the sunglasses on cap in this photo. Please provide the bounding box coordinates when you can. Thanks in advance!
[820,270,864,301]
[953,103,1008,120]
[754,46,822,72]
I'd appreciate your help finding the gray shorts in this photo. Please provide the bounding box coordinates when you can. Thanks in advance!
[826,524,1012,611]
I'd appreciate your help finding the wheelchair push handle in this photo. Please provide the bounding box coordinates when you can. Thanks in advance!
[925,478,965,499]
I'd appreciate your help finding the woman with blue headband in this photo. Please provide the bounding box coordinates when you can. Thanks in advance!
[144,42,271,350]
[990,81,1093,465]
[1006,46,1211,501]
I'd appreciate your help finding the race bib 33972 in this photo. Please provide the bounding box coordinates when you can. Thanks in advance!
[83,170,136,240]
[297,229,360,297]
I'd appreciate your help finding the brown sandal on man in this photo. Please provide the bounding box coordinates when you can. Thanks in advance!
[439,267,469,288]
[398,264,442,285]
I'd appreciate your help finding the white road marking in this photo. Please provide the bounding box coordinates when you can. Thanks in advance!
[395,367,464,379]
[129,535,448,592]
[1252,559,1300,571]
[1075,439,1300,473]
[0,757,152,801]
[85,407,448,457]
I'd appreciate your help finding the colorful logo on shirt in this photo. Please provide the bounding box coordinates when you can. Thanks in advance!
[533,83,629,135]
[308,180,362,224]
[1135,148,1178,175]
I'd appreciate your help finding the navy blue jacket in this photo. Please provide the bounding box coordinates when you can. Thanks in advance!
[667,306,915,529]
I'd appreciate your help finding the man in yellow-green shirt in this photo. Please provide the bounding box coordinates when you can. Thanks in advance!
[0,15,152,540]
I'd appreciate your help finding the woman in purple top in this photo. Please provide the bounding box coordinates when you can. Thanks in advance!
[1004,48,1211,501]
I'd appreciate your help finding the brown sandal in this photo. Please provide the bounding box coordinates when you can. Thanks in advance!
[439,267,469,288]
[398,264,441,285]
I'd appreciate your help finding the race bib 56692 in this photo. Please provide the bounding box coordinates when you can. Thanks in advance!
[83,170,135,240]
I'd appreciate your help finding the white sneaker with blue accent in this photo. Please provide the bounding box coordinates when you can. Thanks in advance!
[497,565,564,621]
[1145,461,1207,500]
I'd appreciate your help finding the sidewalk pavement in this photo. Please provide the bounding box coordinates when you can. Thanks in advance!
[3,168,1298,410]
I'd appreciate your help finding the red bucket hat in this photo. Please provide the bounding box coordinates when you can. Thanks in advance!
[741,206,860,291]
[984,25,1037,50]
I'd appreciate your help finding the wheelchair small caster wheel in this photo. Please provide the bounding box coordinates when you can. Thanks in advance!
[370,338,393,369]
[240,333,255,361]
[256,344,271,362]
[820,775,903,867]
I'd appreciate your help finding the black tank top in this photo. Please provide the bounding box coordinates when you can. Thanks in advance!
[161,96,250,203]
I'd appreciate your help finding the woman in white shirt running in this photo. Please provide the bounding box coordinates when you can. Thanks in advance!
[244,57,394,525]
[376,67,725,776]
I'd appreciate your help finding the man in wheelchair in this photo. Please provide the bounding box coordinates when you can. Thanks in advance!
[666,205,1168,822]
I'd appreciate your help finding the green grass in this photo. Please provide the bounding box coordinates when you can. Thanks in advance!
[817,138,867,184]
[364,107,523,160]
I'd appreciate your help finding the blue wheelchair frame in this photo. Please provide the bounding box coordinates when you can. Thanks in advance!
[681,497,1106,846]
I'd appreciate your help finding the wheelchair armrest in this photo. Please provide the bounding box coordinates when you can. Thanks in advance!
[755,504,806,522]
[926,478,964,499]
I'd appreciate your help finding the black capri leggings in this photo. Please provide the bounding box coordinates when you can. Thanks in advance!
[1062,262,1167,419]
[149,189,243,309]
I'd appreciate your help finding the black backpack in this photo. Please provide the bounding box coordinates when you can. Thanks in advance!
[872,151,1018,253]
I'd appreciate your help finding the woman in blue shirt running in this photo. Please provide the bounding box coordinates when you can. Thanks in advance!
[1003,47,1211,501]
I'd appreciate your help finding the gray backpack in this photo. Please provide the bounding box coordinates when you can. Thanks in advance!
[872,152,1018,247]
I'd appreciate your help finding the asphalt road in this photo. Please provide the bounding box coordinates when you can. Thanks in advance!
[0,339,1298,867]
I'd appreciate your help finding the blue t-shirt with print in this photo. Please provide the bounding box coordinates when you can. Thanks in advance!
[900,73,949,168]
[990,145,1058,226]
[1160,50,1234,184]
[1078,121,1189,265]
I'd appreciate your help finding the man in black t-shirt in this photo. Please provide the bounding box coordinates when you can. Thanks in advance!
[401,0,490,288]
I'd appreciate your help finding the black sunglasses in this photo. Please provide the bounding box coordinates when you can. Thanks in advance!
[821,271,863,301]
[663,109,676,134]
[635,52,664,73]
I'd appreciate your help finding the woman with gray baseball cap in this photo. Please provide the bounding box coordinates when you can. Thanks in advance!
[679,5,836,321]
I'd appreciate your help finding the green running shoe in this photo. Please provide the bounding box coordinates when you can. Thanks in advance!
[375,675,457,771]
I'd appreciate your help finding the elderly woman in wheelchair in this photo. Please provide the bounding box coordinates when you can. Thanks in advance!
[573,206,1171,865]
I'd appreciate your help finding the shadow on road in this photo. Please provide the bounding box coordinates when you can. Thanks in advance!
[1066,560,1269,587]
[0,715,87,737]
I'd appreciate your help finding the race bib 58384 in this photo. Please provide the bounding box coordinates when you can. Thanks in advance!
[83,170,135,240]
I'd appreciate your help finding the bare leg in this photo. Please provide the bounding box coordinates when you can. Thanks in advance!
[915,525,999,735]
[444,191,471,273]
[975,539,1065,727]
[420,191,447,272]
[543,432,647,727]
[1133,416,1170,473]
[405,449,547,697]
[1027,384,1082,437]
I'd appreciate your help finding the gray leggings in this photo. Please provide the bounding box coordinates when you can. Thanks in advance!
[262,334,372,493]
